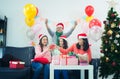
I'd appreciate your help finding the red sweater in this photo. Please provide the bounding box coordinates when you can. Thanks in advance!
[59,43,91,62]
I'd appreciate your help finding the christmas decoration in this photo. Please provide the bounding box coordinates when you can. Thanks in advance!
[112,62,116,67]
[99,7,120,79]
[106,57,109,62]
[107,0,118,9]
[107,30,113,35]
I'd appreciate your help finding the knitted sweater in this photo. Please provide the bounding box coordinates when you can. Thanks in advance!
[59,43,92,62]
[34,45,52,62]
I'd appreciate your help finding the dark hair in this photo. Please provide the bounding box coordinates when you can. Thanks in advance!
[39,35,48,52]
[58,39,68,49]
[76,38,89,51]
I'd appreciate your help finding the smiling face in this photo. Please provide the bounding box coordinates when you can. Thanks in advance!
[56,25,63,33]
[41,36,48,46]
[59,38,64,47]
[78,38,84,46]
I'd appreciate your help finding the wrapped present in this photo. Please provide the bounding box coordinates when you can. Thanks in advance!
[9,61,25,68]
[60,55,67,65]
[79,60,88,66]
[52,55,60,65]
[67,56,78,65]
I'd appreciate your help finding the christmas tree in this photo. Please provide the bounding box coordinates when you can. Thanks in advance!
[99,7,120,79]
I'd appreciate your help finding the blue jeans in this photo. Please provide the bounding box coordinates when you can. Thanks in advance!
[91,59,100,79]
[32,62,49,79]
[55,70,69,79]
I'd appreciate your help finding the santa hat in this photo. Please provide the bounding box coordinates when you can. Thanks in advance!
[56,23,64,29]
[59,35,67,40]
[39,34,46,39]
[77,33,87,39]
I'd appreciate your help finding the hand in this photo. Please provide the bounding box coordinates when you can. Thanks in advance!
[73,21,77,28]
[45,19,48,25]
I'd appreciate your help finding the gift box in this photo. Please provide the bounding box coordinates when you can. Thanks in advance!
[67,56,78,65]
[9,61,25,68]
[52,55,60,65]
[60,55,67,65]
[79,60,88,66]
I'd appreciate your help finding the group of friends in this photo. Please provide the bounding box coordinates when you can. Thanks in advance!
[31,19,100,79]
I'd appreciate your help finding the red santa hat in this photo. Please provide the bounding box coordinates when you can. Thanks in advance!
[59,35,67,40]
[77,33,87,39]
[39,34,46,39]
[56,23,64,29]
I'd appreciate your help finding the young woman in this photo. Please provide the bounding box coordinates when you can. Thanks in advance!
[53,35,69,79]
[58,33,91,63]
[58,33,91,79]
[31,34,52,79]
[45,19,77,45]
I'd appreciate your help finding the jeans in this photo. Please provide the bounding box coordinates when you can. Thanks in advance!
[32,62,49,79]
[91,59,100,79]
[55,70,69,79]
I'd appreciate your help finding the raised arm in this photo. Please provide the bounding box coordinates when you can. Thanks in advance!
[45,19,54,37]
[64,21,77,37]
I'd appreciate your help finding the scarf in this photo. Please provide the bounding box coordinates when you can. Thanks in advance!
[56,31,63,45]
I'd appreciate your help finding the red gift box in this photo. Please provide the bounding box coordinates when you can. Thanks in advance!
[9,61,25,68]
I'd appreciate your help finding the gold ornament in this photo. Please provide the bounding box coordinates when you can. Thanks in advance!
[111,23,116,28]
[106,57,109,62]
[107,30,113,35]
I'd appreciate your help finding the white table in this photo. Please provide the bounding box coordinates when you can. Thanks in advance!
[50,64,93,79]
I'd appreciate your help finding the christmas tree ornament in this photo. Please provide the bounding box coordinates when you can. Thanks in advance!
[103,21,106,24]
[105,40,108,43]
[100,53,104,57]
[111,23,116,28]
[106,57,109,62]
[111,44,115,51]
[111,14,115,17]
[112,62,116,66]
[105,48,108,51]
[114,39,118,44]
[100,50,104,53]
[107,30,113,35]
[115,50,118,53]
[116,34,120,38]
[109,36,112,39]
[117,43,119,46]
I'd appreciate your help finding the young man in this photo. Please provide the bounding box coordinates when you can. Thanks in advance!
[45,19,77,45]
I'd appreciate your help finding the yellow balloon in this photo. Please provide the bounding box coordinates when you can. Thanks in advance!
[86,16,94,22]
[25,18,35,27]
[23,4,37,18]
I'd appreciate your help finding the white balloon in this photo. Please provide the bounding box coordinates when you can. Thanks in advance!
[26,29,35,40]
[89,26,103,42]
[32,22,42,34]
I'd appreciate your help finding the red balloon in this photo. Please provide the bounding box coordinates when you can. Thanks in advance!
[89,19,102,28]
[85,5,94,16]
[36,7,39,16]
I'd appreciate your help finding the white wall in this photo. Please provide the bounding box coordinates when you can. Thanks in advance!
[0,0,120,78]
